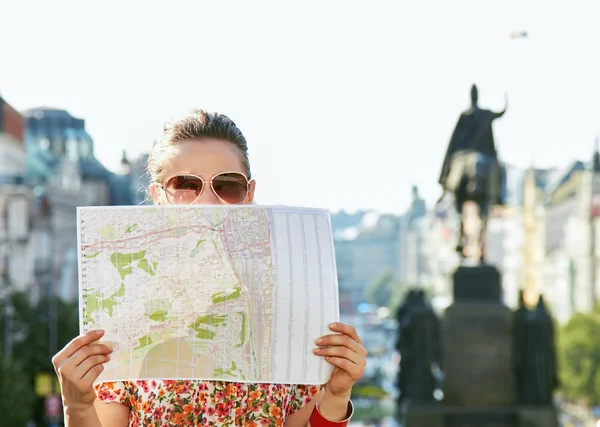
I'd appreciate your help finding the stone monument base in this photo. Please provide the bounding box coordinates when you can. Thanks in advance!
[404,265,557,427]
[405,405,558,427]
[443,301,515,406]
[443,265,515,406]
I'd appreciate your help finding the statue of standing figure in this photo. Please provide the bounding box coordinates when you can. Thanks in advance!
[395,290,443,407]
[438,84,507,262]
[513,292,559,405]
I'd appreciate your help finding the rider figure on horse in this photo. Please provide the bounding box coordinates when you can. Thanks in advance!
[438,84,507,261]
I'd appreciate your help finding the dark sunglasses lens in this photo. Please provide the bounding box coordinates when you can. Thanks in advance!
[165,175,203,204]
[212,173,248,204]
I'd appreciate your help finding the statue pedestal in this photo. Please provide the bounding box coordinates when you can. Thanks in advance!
[443,301,514,406]
[452,264,502,302]
[404,265,558,427]
[445,265,515,407]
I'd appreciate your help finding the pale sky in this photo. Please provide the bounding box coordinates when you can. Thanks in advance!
[1,1,599,214]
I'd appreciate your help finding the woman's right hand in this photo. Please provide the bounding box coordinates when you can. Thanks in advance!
[51,329,113,415]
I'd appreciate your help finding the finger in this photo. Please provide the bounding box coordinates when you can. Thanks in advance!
[52,330,105,368]
[313,345,366,366]
[315,334,367,357]
[324,356,364,380]
[56,345,112,382]
[80,363,105,389]
[71,344,113,368]
[77,354,111,380]
[57,343,112,379]
[328,323,362,345]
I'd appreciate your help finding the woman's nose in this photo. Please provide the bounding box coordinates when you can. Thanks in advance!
[193,186,222,205]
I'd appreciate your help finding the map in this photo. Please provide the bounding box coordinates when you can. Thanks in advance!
[77,205,339,385]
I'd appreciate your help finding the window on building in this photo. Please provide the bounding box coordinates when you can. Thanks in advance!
[66,138,79,162]
[39,138,50,151]
[34,229,51,269]
[80,140,91,158]
[7,197,29,241]
[59,247,78,301]
[52,138,63,156]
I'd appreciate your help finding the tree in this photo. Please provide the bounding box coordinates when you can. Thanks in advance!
[364,273,432,313]
[364,272,397,308]
[0,291,79,425]
[364,272,412,311]
[558,306,600,404]
[0,354,35,426]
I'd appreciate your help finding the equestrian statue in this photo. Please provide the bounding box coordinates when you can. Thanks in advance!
[437,84,507,262]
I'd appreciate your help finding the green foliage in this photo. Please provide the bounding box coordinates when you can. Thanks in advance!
[0,354,35,426]
[352,384,389,398]
[558,305,600,405]
[352,402,394,422]
[364,272,407,310]
[2,292,79,376]
[364,272,434,314]
[0,291,79,425]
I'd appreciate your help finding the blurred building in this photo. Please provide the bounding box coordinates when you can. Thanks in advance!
[23,107,133,206]
[331,186,433,312]
[0,95,34,297]
[331,154,600,324]
[332,210,403,311]
[19,107,137,301]
[542,155,599,324]
[126,151,151,205]
[400,186,431,288]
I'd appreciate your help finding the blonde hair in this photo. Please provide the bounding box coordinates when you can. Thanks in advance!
[146,109,251,185]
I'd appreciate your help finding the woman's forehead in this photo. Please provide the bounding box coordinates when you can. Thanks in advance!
[164,139,245,177]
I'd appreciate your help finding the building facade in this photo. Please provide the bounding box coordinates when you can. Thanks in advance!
[0,96,34,297]
[332,210,403,311]
[400,186,431,288]
[23,107,133,207]
[541,158,600,323]
[19,107,138,301]
[127,152,151,205]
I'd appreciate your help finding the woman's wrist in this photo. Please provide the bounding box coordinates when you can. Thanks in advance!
[316,388,353,422]
[64,404,103,427]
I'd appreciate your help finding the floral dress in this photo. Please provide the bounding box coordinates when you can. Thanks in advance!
[94,380,322,426]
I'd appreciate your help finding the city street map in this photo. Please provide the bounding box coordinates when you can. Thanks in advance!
[77,205,339,385]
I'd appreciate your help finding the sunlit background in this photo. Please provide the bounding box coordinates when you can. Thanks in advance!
[1,1,600,426]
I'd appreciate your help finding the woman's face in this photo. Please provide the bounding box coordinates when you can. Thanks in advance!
[150,139,255,205]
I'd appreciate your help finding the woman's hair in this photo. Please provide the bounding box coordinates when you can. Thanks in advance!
[146,109,251,184]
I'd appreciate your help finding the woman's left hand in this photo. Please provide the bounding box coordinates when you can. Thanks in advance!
[313,322,367,397]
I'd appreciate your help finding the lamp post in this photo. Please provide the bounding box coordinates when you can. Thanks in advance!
[48,214,57,392]
[1,197,13,360]
[33,187,62,427]
[3,266,14,359]
[35,189,58,386]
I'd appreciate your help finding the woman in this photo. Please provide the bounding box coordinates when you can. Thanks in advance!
[52,110,367,427]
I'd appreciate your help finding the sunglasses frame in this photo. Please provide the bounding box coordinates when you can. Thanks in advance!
[158,171,252,205]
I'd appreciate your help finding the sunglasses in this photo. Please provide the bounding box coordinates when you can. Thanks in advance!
[159,171,251,205]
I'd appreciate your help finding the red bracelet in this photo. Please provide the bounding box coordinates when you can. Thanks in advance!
[309,400,354,427]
